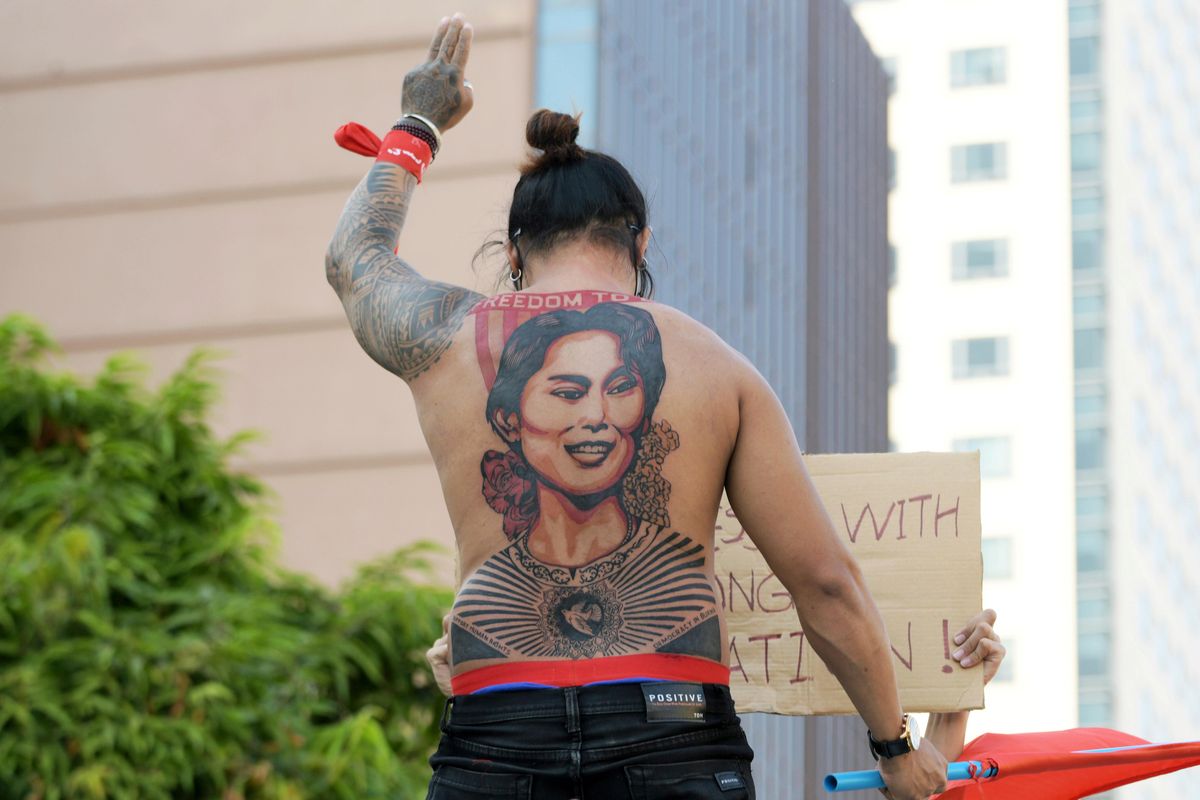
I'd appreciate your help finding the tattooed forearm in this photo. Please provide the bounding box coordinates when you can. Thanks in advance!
[327,162,482,381]
[326,163,416,296]
[325,16,478,381]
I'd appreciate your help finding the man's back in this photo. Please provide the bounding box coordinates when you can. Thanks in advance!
[407,289,752,691]
[326,20,950,792]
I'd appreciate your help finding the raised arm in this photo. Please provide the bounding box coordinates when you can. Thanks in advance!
[325,15,483,382]
[724,360,946,800]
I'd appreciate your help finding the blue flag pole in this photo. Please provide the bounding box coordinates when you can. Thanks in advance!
[824,742,1172,792]
[824,761,998,792]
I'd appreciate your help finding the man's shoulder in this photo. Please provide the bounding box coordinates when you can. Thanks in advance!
[641,301,757,376]
[640,301,732,348]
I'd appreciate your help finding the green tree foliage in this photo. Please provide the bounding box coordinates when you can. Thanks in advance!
[0,315,452,799]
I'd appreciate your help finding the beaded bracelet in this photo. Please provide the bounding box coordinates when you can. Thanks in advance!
[398,113,444,150]
[391,121,439,159]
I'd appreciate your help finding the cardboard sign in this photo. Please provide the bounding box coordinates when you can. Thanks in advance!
[714,452,983,715]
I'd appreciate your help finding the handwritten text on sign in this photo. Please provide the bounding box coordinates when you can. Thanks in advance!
[713,452,983,715]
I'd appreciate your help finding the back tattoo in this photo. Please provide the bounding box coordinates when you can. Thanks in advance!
[451,293,722,667]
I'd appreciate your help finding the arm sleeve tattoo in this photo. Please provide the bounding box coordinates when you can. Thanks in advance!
[326,162,482,381]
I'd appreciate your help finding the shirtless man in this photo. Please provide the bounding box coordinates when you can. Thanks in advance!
[326,13,948,799]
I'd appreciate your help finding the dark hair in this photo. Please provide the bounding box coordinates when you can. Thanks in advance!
[486,303,665,447]
[502,110,654,297]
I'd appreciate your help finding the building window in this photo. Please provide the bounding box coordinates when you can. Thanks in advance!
[881,57,898,96]
[1078,631,1110,676]
[1069,35,1101,81]
[950,47,1007,87]
[1070,91,1103,129]
[1075,486,1107,518]
[951,143,1008,182]
[1079,693,1112,726]
[1069,1,1101,28]
[1071,188,1104,223]
[952,337,1010,378]
[1073,289,1105,317]
[1074,387,1105,417]
[1076,426,1106,471]
[1074,327,1104,371]
[1072,228,1103,272]
[952,239,1009,279]
[1077,525,1108,572]
[982,537,1014,579]
[1071,132,1103,174]
[953,436,1013,478]
[1078,584,1110,622]
[535,0,600,147]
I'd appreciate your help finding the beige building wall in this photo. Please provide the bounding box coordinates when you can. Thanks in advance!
[0,0,536,585]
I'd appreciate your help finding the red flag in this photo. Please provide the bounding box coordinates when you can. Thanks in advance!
[938,728,1200,799]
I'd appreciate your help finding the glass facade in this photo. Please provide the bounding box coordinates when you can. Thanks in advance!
[535,0,600,146]
[1067,0,1112,728]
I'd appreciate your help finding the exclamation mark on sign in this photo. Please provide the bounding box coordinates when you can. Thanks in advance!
[941,619,954,674]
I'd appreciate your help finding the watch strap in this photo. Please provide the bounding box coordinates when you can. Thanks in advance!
[868,716,914,760]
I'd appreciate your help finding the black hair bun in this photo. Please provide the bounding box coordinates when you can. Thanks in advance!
[522,109,585,173]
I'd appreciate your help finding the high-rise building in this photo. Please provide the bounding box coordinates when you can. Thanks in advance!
[848,0,1080,741]
[848,1,1200,797]
[1105,2,1200,798]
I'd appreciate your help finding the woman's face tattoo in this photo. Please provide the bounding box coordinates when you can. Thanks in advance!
[518,331,645,496]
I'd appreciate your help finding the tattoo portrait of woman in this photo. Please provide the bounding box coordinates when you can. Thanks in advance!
[451,301,721,666]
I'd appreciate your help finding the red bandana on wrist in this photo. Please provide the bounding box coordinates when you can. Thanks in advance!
[333,122,432,183]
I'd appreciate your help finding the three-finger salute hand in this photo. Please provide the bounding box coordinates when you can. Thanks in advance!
[403,13,475,132]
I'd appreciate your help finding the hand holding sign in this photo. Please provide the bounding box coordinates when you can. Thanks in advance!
[952,608,1005,675]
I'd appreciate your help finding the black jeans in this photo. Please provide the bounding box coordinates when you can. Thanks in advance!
[426,682,756,799]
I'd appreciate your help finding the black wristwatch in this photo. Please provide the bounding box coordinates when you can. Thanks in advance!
[868,713,921,760]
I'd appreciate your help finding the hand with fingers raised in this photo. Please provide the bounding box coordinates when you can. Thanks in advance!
[951,608,1006,683]
[403,13,476,133]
